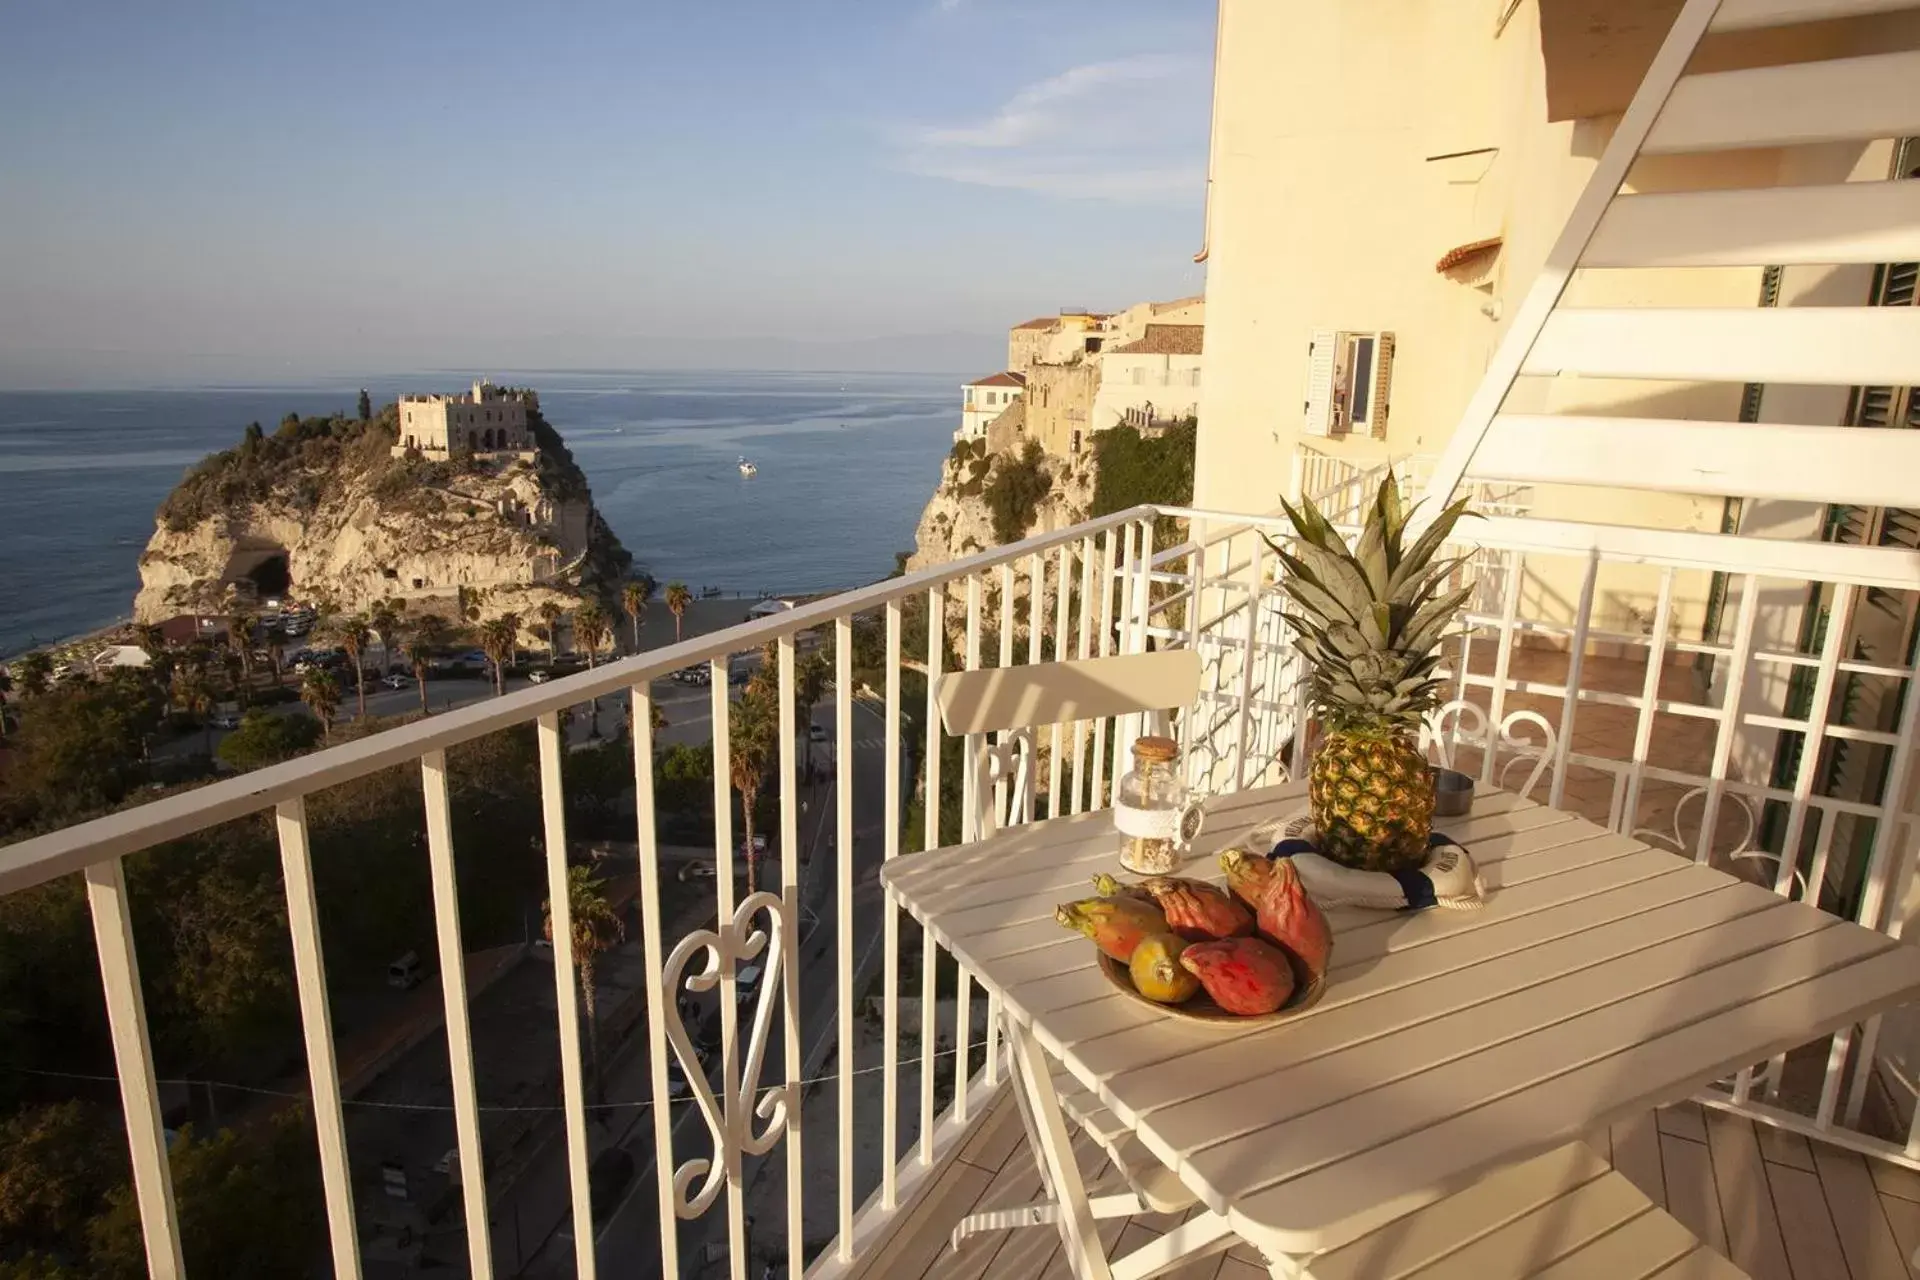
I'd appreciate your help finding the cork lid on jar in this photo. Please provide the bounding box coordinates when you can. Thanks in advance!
[1131,735,1178,763]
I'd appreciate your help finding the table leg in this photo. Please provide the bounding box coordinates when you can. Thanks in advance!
[1006,1017,1117,1280]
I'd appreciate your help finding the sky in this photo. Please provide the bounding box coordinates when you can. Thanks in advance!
[0,0,1216,387]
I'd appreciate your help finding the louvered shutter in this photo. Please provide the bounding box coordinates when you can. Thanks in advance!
[1368,332,1396,440]
[1302,330,1336,437]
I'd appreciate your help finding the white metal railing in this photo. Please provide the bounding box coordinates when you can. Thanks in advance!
[6,499,1920,1280]
[1295,443,1535,526]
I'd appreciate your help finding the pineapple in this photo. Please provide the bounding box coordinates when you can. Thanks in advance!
[1264,474,1474,871]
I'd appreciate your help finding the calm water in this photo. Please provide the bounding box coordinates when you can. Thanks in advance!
[0,370,958,657]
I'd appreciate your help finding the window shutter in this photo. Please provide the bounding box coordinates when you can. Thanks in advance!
[1368,332,1396,440]
[1303,330,1336,437]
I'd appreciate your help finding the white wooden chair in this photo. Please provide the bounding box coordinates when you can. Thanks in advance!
[934,647,1204,838]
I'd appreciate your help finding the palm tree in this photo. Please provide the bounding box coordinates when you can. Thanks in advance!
[301,669,341,741]
[573,602,611,671]
[573,602,612,732]
[730,674,778,896]
[175,665,216,755]
[228,613,258,704]
[538,600,565,665]
[543,866,625,1100]
[327,614,373,721]
[369,600,403,676]
[621,580,649,652]
[795,648,831,783]
[477,614,519,696]
[666,582,692,642]
[401,615,449,715]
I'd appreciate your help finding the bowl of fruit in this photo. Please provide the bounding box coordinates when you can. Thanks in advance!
[1054,851,1332,1026]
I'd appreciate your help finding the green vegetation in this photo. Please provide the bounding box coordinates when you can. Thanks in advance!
[158,409,398,532]
[214,710,320,771]
[984,440,1052,545]
[543,866,623,1099]
[1090,417,1197,522]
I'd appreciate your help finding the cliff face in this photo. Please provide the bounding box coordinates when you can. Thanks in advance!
[905,437,1094,573]
[134,406,630,624]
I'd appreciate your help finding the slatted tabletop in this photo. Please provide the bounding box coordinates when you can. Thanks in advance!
[880,781,1920,1262]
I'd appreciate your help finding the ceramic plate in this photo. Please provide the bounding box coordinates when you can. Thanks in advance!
[1096,949,1325,1026]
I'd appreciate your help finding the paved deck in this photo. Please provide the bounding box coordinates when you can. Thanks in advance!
[850,1087,1920,1279]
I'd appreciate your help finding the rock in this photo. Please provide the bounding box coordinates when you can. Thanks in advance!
[133,405,631,628]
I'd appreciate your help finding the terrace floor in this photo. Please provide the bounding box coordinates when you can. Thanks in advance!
[850,1087,1920,1279]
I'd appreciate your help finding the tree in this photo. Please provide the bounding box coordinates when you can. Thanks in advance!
[325,615,372,720]
[542,866,625,1100]
[0,1101,121,1254]
[174,663,217,755]
[621,579,649,651]
[538,599,565,664]
[215,710,320,771]
[12,651,52,698]
[401,614,449,714]
[368,600,402,675]
[226,613,257,703]
[731,671,779,896]
[88,1113,323,1280]
[300,669,340,740]
[795,648,831,783]
[666,582,692,642]
[573,602,612,731]
[356,388,372,420]
[573,602,611,671]
[478,614,519,696]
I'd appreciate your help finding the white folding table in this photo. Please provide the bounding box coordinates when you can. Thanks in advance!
[881,781,1920,1278]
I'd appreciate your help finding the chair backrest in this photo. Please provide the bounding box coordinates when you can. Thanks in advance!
[934,648,1203,737]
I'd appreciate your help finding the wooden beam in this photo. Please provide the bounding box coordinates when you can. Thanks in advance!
[1587,181,1920,268]
[1525,306,1920,386]
[1472,415,1920,509]
[1647,51,1920,153]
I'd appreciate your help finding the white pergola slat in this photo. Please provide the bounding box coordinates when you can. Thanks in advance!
[1472,415,1920,508]
[1586,181,1920,268]
[1524,305,1920,385]
[1646,50,1920,153]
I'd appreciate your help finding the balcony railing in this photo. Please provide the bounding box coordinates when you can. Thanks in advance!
[3,499,1917,1279]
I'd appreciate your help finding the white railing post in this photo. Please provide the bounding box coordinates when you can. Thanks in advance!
[631,681,681,1280]
[420,750,494,1280]
[536,711,598,1280]
[775,636,805,1275]
[834,615,856,1260]
[275,799,362,1280]
[85,856,185,1280]
[880,603,902,1208]
[920,585,944,1167]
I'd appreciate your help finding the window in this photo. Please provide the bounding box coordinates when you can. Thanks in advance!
[1303,330,1395,438]
[1071,429,1082,455]
[1132,367,1146,385]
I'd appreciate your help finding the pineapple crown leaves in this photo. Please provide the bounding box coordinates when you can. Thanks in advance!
[1264,473,1479,730]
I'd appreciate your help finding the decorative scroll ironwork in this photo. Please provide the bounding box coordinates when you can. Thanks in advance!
[1420,699,1557,799]
[659,890,792,1220]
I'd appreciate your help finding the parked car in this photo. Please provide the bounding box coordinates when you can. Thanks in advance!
[677,861,717,883]
[210,712,241,730]
[381,673,412,689]
[736,964,763,1002]
[738,834,769,859]
[807,724,830,744]
[672,665,710,686]
[527,668,552,684]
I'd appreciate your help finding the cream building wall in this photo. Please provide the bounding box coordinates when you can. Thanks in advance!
[1093,348,1204,436]
[959,377,1024,442]
[1192,0,1915,641]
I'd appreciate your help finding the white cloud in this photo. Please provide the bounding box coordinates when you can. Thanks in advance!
[896,55,1208,205]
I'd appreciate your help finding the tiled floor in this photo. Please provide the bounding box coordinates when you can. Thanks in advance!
[850,1089,1920,1279]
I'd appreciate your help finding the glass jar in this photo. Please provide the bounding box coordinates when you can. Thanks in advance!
[1115,735,1192,874]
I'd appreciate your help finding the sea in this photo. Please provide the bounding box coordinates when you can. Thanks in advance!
[0,370,960,658]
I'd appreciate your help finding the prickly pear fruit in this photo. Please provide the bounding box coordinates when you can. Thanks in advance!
[1055,894,1167,964]
[1219,851,1334,986]
[1177,936,1296,1016]
[1129,932,1201,1004]
[1136,876,1254,942]
[1092,872,1155,903]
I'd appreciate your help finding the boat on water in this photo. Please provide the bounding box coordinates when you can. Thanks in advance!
[737,457,758,477]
